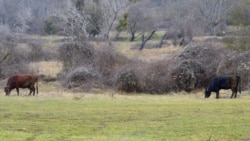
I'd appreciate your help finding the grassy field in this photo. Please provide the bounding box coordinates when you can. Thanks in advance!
[0,90,250,141]
[1,35,249,141]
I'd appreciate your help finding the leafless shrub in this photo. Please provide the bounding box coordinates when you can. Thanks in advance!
[27,42,45,62]
[161,25,193,47]
[58,40,94,72]
[116,68,141,93]
[62,66,98,91]
[115,59,176,94]
[94,46,131,87]
[27,38,59,61]
[58,39,249,94]
[172,41,229,91]
[0,34,31,78]
[115,59,149,93]
[138,59,176,94]
[59,42,132,91]
[171,60,205,92]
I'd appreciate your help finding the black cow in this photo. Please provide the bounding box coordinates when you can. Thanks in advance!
[205,75,241,99]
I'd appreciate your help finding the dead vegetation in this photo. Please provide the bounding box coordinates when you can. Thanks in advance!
[55,37,250,94]
[0,33,249,94]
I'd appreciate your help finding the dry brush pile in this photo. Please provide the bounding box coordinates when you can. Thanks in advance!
[1,34,249,94]
[58,39,250,94]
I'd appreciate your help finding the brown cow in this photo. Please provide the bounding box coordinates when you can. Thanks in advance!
[4,74,38,96]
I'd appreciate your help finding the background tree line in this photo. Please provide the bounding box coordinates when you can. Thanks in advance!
[0,0,248,41]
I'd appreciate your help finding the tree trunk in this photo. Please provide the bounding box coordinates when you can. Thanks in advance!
[157,32,167,48]
[130,32,135,41]
[115,31,121,41]
[139,30,156,50]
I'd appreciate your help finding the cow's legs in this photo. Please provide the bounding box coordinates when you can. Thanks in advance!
[231,89,237,98]
[234,91,237,98]
[230,89,234,98]
[234,89,237,98]
[230,91,234,98]
[216,92,219,99]
[16,88,19,96]
[32,86,35,96]
[29,88,32,95]
[28,86,35,96]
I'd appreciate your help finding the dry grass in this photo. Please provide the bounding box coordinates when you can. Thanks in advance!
[29,61,62,77]
[114,42,182,62]
[132,46,181,62]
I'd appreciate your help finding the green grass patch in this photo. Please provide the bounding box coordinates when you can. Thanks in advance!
[115,31,165,42]
[0,94,250,141]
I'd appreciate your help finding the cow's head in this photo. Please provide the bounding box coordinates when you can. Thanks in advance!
[205,90,211,98]
[4,86,10,96]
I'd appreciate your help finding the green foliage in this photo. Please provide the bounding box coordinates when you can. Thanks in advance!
[116,13,128,33]
[0,94,250,141]
[44,21,57,35]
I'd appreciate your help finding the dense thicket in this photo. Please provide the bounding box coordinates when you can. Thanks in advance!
[57,39,249,93]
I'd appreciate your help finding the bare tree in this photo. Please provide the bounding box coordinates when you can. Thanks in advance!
[193,0,235,36]
[84,1,103,38]
[52,0,88,40]
[100,0,130,41]
[127,3,142,41]
[128,1,159,50]
[0,0,72,34]
[157,0,194,47]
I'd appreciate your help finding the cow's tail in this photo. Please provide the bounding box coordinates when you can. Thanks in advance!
[237,76,241,94]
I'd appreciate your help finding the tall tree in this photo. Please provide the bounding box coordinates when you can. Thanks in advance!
[193,0,234,36]
[127,3,142,41]
[100,0,130,41]
[128,0,159,50]
[157,0,194,47]
[54,0,88,40]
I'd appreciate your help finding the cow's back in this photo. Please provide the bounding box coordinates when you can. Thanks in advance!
[208,76,230,92]
[217,76,231,89]
[6,75,19,88]
[7,74,38,88]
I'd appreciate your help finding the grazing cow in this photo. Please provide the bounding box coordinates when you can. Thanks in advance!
[205,75,241,99]
[4,74,38,96]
